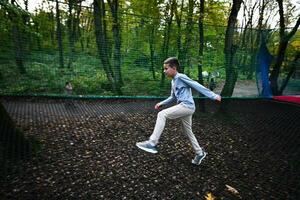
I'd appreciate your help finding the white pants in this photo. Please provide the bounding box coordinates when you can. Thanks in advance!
[149,104,203,154]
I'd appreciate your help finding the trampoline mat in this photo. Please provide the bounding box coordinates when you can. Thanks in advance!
[1,97,299,199]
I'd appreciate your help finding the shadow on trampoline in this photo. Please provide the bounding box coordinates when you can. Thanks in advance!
[0,97,299,199]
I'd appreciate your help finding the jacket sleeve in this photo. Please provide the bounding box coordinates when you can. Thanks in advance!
[179,75,219,100]
[159,88,176,106]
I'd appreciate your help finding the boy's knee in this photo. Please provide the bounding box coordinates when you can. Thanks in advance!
[157,110,166,119]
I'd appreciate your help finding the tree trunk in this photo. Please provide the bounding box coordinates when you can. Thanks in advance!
[182,0,195,75]
[269,0,300,95]
[84,15,92,50]
[221,0,242,97]
[197,0,205,112]
[279,51,300,94]
[242,2,257,80]
[149,26,156,80]
[175,0,184,71]
[67,0,75,68]
[56,0,64,68]
[49,10,55,47]
[9,0,26,74]
[75,2,83,51]
[108,0,123,94]
[34,21,42,50]
[253,0,267,90]
[22,0,30,51]
[160,0,175,86]
[11,23,26,74]
[74,1,82,43]
[93,0,117,92]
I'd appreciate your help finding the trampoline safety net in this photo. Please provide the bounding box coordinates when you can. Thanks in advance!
[0,1,300,199]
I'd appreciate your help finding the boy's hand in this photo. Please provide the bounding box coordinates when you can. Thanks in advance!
[215,95,221,102]
[155,103,162,110]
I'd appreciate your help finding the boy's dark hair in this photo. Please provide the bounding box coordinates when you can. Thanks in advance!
[164,57,180,71]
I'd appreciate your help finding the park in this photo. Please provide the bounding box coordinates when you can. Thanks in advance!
[0,0,299,199]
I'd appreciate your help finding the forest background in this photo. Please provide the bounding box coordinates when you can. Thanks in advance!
[0,0,299,97]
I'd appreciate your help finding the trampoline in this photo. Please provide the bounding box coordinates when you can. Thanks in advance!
[1,0,299,198]
[0,96,299,199]
[273,95,300,105]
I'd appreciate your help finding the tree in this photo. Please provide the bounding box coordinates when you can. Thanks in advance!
[1,0,28,74]
[269,0,300,95]
[279,51,300,93]
[160,0,176,86]
[66,0,78,68]
[174,0,184,71]
[238,0,258,80]
[79,8,93,51]
[197,0,205,112]
[56,0,64,68]
[50,7,56,47]
[107,0,123,90]
[93,0,122,94]
[182,0,195,75]
[149,25,156,80]
[221,0,243,97]
[31,5,57,50]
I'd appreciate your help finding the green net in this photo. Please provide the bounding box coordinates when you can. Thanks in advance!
[0,2,299,98]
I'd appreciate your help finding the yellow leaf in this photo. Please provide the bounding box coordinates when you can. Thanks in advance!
[205,192,215,200]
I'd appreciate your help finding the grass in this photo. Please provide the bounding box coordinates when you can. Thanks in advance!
[1,52,298,97]
[0,52,169,96]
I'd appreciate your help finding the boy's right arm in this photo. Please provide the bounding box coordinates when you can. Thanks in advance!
[155,95,175,109]
[155,82,176,109]
[215,95,221,102]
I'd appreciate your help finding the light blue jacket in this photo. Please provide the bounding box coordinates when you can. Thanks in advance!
[160,73,219,110]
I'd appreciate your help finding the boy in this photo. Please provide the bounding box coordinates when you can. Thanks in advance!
[136,57,221,165]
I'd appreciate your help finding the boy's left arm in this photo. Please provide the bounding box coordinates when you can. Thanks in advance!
[180,76,221,101]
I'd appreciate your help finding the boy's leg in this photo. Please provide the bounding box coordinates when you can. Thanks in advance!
[149,104,194,145]
[181,115,203,155]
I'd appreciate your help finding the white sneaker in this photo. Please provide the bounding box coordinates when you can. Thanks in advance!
[192,151,207,165]
[136,140,158,154]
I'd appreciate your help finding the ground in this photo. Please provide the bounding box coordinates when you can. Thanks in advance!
[0,97,299,199]
[213,79,258,97]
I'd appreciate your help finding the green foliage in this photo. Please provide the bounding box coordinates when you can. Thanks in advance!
[0,52,168,96]
[31,11,56,49]
[0,0,299,97]
[121,66,170,96]
[205,0,229,26]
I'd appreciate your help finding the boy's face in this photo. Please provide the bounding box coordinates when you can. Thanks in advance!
[163,64,177,78]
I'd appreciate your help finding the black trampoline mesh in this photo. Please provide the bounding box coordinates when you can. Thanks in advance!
[0,97,299,199]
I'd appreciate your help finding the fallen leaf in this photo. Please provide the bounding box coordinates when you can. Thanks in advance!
[226,184,239,195]
[205,192,215,200]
